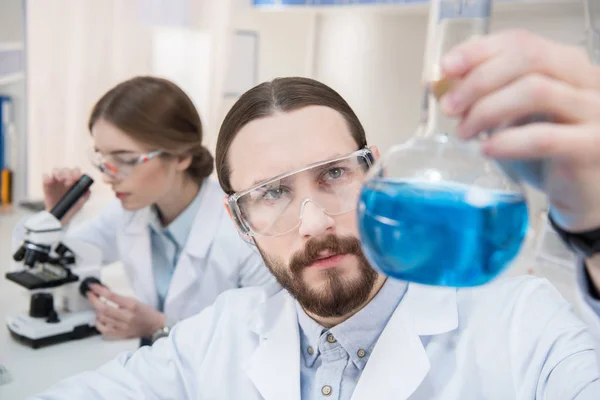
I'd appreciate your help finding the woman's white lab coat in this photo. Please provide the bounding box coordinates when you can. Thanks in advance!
[33,274,600,400]
[13,179,278,323]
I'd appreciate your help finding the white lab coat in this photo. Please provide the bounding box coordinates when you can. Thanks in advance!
[33,275,600,400]
[13,179,278,323]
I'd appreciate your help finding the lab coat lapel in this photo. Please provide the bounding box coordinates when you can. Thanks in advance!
[121,208,158,308]
[351,284,458,400]
[244,291,302,400]
[164,180,223,311]
[163,252,197,318]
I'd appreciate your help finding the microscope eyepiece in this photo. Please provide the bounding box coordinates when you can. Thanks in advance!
[50,175,94,220]
[13,245,26,262]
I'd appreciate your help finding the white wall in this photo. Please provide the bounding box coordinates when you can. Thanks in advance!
[25,0,154,203]
[315,12,427,153]
[216,1,316,153]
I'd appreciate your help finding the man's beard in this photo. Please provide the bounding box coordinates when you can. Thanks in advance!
[257,234,378,318]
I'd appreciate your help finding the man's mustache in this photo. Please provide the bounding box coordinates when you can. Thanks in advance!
[289,234,363,274]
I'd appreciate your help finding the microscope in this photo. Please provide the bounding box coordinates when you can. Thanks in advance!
[5,175,104,349]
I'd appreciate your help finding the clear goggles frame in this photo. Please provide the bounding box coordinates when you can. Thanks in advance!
[226,148,374,237]
[88,148,163,180]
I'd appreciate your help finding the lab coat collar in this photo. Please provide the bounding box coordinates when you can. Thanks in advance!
[245,284,458,400]
[351,283,458,400]
[120,180,225,311]
[122,179,223,260]
[244,290,302,400]
[165,180,227,309]
[405,283,459,336]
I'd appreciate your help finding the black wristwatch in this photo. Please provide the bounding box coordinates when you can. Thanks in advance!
[548,214,600,258]
[150,325,171,344]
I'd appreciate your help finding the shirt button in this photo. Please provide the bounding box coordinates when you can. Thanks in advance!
[321,385,332,396]
[357,349,367,358]
[307,346,314,355]
[326,334,336,343]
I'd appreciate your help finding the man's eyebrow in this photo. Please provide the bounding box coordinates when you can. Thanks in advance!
[248,153,347,188]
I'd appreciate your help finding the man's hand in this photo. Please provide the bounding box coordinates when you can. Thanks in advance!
[439,29,600,233]
[87,284,165,339]
[439,30,600,295]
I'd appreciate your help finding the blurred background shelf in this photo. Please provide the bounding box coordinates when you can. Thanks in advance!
[0,72,24,86]
[252,0,578,14]
[0,42,24,84]
[0,1,27,207]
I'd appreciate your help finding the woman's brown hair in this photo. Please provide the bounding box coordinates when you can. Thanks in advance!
[89,76,214,183]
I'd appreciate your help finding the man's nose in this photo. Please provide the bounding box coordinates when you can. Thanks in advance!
[297,199,335,238]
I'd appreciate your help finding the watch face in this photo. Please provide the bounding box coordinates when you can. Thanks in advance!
[151,327,169,344]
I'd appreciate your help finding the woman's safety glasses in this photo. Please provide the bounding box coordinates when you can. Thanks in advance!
[226,148,374,237]
[88,148,163,180]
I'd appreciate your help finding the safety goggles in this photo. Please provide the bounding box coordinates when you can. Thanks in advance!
[88,148,163,180]
[226,148,374,237]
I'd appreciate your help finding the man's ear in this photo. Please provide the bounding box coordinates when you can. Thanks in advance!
[223,195,233,219]
[369,145,380,161]
[223,195,254,245]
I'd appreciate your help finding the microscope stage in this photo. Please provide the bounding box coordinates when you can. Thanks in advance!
[5,270,79,290]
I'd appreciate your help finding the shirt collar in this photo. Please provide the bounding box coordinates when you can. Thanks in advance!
[296,279,408,370]
[296,300,325,368]
[148,187,203,249]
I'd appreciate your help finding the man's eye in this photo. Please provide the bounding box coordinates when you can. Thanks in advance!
[324,167,345,180]
[262,187,287,200]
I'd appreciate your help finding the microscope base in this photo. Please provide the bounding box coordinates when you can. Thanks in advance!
[6,311,99,349]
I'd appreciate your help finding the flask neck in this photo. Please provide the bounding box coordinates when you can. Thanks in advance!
[418,0,492,138]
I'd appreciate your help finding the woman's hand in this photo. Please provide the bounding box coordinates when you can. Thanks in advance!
[87,284,166,339]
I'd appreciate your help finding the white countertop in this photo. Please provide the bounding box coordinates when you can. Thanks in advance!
[0,209,138,399]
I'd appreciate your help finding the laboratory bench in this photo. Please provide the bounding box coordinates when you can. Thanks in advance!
[0,209,138,399]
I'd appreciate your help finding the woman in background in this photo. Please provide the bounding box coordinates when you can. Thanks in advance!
[17,76,278,345]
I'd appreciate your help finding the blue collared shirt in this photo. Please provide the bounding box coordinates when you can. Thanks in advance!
[296,279,408,400]
[148,189,203,311]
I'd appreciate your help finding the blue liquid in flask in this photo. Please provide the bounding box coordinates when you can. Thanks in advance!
[358,179,529,287]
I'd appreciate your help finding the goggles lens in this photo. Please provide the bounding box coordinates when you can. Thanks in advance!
[229,149,373,237]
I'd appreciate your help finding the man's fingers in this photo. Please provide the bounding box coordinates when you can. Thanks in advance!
[481,123,600,161]
[456,74,600,139]
[442,30,594,90]
[441,52,544,116]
